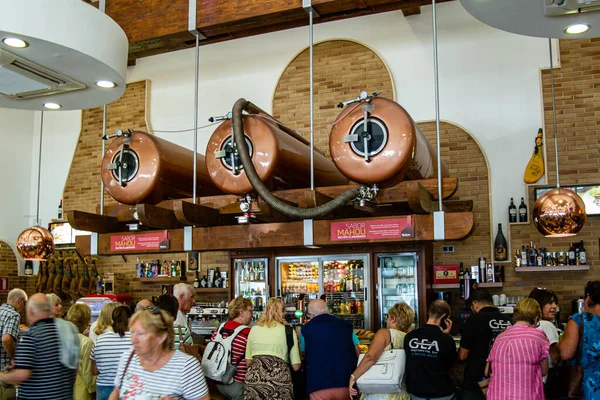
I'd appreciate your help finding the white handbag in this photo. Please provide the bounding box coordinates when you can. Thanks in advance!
[356,343,406,394]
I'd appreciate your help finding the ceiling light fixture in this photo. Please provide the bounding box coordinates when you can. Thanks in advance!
[2,37,28,48]
[565,23,590,34]
[0,0,128,110]
[96,80,116,89]
[43,102,61,110]
[16,111,54,261]
[533,39,586,237]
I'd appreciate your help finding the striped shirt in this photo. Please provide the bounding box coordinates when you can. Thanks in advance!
[209,320,250,382]
[487,323,549,400]
[91,331,132,386]
[14,318,76,400]
[115,349,209,400]
[0,303,20,370]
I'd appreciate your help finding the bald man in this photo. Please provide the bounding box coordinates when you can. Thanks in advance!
[135,298,153,312]
[300,299,359,400]
[0,293,77,400]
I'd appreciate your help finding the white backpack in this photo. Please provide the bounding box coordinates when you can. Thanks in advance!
[201,322,247,384]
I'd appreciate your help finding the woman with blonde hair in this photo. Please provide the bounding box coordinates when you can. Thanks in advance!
[244,297,301,400]
[66,303,96,400]
[109,307,209,400]
[89,302,119,343]
[349,302,414,400]
[47,293,63,318]
[486,298,549,400]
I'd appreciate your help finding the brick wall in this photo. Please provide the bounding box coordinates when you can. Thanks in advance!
[505,38,600,321]
[0,242,35,305]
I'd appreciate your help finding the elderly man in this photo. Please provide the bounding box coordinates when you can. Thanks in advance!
[0,288,27,400]
[173,283,195,327]
[0,293,78,400]
[300,299,359,400]
[135,298,153,312]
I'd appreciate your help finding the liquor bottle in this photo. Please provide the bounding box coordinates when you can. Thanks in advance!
[214,268,222,288]
[508,198,517,223]
[160,260,166,276]
[258,263,265,281]
[249,265,255,281]
[463,270,471,300]
[193,270,200,288]
[529,243,537,267]
[514,250,521,267]
[353,267,361,292]
[176,260,182,277]
[575,244,581,265]
[358,265,364,290]
[568,242,576,266]
[459,263,466,300]
[579,241,587,265]
[518,197,528,222]
[340,276,346,292]
[135,258,140,278]
[24,260,33,275]
[521,245,528,266]
[58,199,63,220]
[494,223,508,261]
[200,275,208,288]
[139,262,146,278]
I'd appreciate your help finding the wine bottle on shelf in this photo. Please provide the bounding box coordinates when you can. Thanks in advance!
[508,198,517,223]
[521,245,528,266]
[459,263,466,300]
[518,197,528,222]
[58,199,63,220]
[579,241,587,265]
[494,223,508,261]
[568,242,576,266]
[193,270,200,288]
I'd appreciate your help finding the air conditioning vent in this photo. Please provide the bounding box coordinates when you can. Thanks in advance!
[0,49,86,100]
[544,0,600,16]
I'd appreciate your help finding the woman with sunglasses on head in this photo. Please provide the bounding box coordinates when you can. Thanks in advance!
[109,307,210,400]
[558,281,600,400]
[244,297,301,400]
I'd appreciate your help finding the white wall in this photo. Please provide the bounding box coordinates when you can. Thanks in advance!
[0,108,34,247]
[0,1,553,246]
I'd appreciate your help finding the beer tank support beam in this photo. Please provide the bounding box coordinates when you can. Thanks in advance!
[432,0,445,241]
[303,0,318,191]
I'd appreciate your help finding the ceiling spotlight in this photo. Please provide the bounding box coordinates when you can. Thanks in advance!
[565,24,590,35]
[43,102,61,110]
[2,37,28,48]
[96,80,116,88]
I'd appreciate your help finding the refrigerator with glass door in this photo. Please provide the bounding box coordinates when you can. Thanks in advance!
[233,257,269,318]
[377,252,419,329]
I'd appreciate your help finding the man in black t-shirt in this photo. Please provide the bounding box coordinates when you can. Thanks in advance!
[404,300,457,400]
[458,288,512,400]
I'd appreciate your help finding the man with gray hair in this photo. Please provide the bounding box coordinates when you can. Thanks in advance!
[135,298,153,312]
[0,288,27,399]
[173,283,195,328]
[0,293,77,400]
[300,299,359,399]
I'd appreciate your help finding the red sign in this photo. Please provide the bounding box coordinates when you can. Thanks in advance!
[110,231,170,252]
[0,277,9,294]
[330,217,414,241]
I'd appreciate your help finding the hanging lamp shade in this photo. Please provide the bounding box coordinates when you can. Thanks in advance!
[16,225,54,261]
[533,188,586,237]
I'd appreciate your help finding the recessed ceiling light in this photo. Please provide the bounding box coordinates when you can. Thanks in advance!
[96,80,116,88]
[2,37,28,48]
[565,24,590,35]
[43,102,61,110]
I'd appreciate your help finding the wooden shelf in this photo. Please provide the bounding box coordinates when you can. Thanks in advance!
[508,221,529,226]
[196,288,228,293]
[515,265,590,272]
[133,277,186,283]
[493,260,512,264]
[429,282,503,289]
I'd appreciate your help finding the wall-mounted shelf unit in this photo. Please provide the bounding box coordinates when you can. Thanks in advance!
[429,282,503,290]
[196,288,228,293]
[133,277,186,283]
[515,265,590,272]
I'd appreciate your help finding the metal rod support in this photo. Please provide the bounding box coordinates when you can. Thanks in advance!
[432,0,443,211]
[36,111,44,225]
[100,105,106,214]
[308,7,315,190]
[193,31,200,203]
[549,38,560,189]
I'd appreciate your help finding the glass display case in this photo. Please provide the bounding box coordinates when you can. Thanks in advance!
[276,254,369,328]
[234,258,268,317]
[377,252,419,328]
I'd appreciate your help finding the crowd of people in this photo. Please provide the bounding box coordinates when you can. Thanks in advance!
[0,280,598,400]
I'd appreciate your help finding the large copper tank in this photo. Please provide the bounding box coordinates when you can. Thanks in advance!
[329,97,449,186]
[101,131,222,205]
[206,115,348,195]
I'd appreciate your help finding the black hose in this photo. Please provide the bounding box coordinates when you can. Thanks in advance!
[232,98,359,220]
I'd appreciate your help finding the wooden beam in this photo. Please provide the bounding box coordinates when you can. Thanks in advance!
[300,190,333,208]
[406,182,433,214]
[172,200,220,227]
[65,210,127,233]
[136,204,182,229]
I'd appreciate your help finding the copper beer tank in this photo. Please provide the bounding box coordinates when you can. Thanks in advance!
[329,97,449,186]
[206,115,348,195]
[101,131,222,205]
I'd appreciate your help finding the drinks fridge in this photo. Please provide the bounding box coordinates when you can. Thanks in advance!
[377,252,419,328]
[276,254,370,328]
[233,258,268,318]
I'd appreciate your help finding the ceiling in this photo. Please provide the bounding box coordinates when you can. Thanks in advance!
[84,0,451,65]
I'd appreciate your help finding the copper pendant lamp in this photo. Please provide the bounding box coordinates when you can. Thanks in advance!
[533,39,586,237]
[16,111,55,261]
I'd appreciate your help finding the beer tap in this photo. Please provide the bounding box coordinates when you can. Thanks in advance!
[336,90,381,108]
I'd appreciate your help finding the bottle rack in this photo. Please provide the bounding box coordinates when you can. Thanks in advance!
[515,265,589,272]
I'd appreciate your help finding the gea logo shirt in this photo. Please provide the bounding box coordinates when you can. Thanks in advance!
[408,338,440,353]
